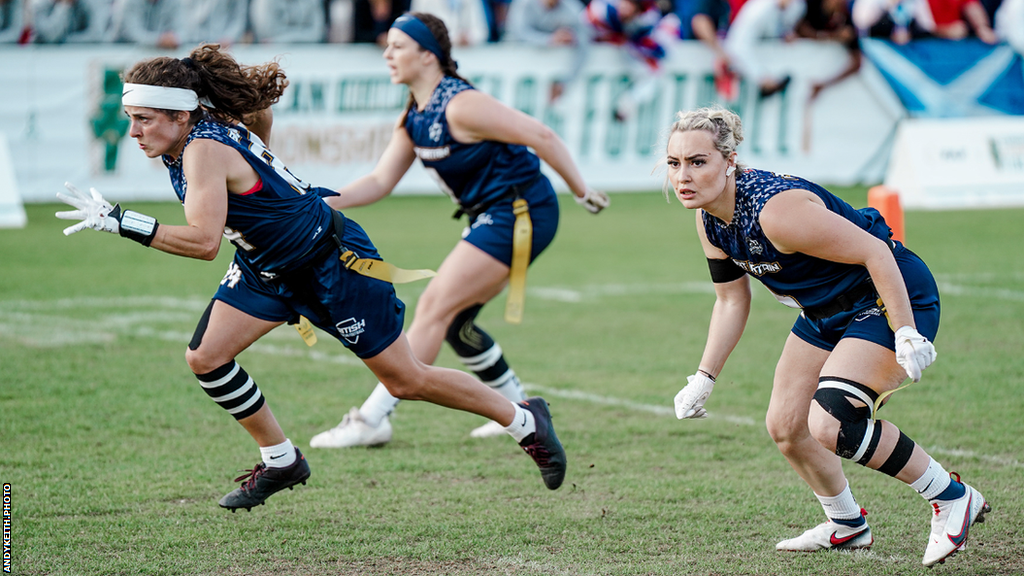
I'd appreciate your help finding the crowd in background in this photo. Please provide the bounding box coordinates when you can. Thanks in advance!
[1,0,1020,114]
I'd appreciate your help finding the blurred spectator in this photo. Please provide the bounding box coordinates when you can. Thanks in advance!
[178,0,247,46]
[723,0,805,98]
[676,0,736,99]
[585,0,680,120]
[995,0,1021,52]
[29,0,111,43]
[250,0,325,43]
[505,0,590,101]
[487,0,510,40]
[797,0,860,101]
[352,0,409,44]
[0,0,26,42]
[108,0,181,48]
[411,0,489,45]
[852,0,934,44]
[925,0,998,42]
[327,0,353,41]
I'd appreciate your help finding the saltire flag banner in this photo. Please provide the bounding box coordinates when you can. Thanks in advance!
[861,38,1024,117]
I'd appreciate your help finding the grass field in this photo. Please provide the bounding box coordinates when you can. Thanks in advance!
[2,189,1023,575]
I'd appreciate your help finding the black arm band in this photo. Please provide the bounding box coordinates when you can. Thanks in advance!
[707,257,745,283]
[111,204,159,247]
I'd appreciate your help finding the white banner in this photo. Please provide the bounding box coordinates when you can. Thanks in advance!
[886,116,1024,209]
[1,41,904,203]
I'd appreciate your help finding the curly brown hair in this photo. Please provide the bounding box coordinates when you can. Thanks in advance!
[123,43,289,126]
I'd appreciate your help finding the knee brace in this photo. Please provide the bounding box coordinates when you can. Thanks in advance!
[445,305,521,395]
[446,305,506,381]
[813,377,881,465]
[813,377,916,477]
[445,305,488,355]
[195,360,264,420]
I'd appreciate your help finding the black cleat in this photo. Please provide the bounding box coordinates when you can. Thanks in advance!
[517,397,567,490]
[218,448,311,512]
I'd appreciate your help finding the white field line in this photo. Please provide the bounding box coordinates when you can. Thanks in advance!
[524,383,1023,468]
[527,280,1024,304]
[1,287,1022,468]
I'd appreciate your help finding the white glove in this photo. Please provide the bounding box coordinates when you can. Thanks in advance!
[674,372,715,419]
[55,182,120,236]
[575,188,610,214]
[894,325,936,382]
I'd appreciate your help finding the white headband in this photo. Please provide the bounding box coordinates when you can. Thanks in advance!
[122,83,200,111]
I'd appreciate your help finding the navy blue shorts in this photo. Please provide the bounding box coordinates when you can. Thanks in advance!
[461,177,560,266]
[792,244,940,352]
[212,219,405,360]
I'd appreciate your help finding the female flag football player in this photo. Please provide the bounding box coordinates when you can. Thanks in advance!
[309,13,609,448]
[55,43,568,511]
[665,105,989,567]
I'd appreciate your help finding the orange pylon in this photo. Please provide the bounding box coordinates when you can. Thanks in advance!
[868,185,905,245]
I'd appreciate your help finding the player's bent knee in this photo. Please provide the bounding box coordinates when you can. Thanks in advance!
[806,402,841,451]
[377,373,426,401]
[813,377,881,465]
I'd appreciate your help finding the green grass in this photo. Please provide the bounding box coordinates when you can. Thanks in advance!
[2,189,1023,575]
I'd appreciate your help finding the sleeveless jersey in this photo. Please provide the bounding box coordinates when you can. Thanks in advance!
[702,169,892,310]
[404,76,542,211]
[163,118,338,274]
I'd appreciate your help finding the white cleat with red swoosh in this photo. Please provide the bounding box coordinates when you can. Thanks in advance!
[776,509,874,552]
[922,473,991,567]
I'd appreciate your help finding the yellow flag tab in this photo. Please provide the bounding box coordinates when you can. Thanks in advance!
[294,316,318,347]
[505,199,532,324]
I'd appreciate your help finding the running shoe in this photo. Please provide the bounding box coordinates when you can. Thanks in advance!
[922,473,990,567]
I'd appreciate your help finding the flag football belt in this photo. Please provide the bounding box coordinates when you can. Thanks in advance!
[801,279,878,322]
[266,211,437,347]
[801,239,898,322]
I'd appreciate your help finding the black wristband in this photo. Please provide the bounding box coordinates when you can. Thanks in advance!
[697,369,716,382]
[111,204,159,246]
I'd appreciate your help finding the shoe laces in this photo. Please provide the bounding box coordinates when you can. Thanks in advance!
[334,408,362,431]
[521,439,551,467]
[232,462,268,493]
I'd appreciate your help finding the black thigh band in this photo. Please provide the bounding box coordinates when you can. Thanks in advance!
[707,258,746,283]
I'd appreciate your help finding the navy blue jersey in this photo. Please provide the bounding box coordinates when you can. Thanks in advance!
[404,76,542,211]
[164,118,338,274]
[702,169,893,310]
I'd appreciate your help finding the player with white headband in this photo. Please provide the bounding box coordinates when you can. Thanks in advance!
[56,43,569,512]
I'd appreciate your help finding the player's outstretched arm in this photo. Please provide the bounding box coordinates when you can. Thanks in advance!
[445,89,609,214]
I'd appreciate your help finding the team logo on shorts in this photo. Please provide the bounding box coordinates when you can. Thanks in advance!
[854,307,884,322]
[220,262,243,289]
[335,317,366,344]
[471,213,494,229]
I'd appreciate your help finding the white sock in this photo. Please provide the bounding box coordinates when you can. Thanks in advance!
[816,482,863,522]
[359,382,401,427]
[488,370,526,402]
[910,457,952,500]
[260,438,295,468]
[503,404,536,443]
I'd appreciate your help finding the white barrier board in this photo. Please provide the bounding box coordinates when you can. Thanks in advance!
[0,135,28,228]
[886,117,1024,209]
[3,42,904,203]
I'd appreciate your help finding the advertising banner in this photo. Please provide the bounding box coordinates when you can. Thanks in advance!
[1,40,906,203]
